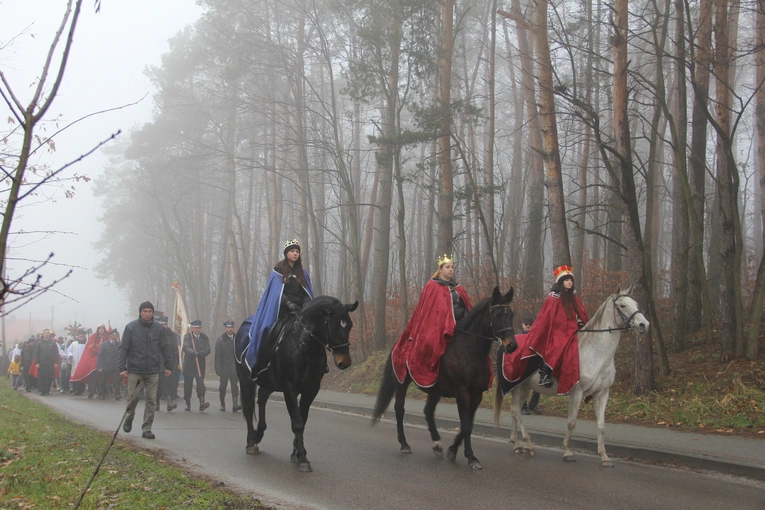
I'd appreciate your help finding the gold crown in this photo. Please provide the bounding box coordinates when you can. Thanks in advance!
[437,254,454,267]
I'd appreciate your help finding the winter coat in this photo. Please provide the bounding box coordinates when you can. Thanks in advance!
[35,339,60,368]
[214,334,237,378]
[182,333,211,377]
[97,340,120,372]
[118,318,174,375]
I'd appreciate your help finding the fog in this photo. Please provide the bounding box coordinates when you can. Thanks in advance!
[1,0,202,340]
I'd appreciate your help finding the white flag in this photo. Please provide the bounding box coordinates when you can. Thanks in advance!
[172,281,190,365]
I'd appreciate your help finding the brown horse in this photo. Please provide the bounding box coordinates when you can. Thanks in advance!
[372,287,517,469]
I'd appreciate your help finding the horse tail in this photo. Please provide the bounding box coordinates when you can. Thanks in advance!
[371,352,396,426]
[493,366,504,431]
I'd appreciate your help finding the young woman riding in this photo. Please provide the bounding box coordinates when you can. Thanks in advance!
[524,265,589,389]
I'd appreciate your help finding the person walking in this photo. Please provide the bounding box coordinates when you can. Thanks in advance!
[156,316,181,411]
[35,329,59,396]
[215,320,240,412]
[182,320,211,412]
[97,328,122,400]
[118,302,174,440]
[8,355,21,389]
[21,335,37,392]
[524,265,589,393]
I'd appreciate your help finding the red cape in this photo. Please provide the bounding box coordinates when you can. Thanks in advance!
[519,291,589,395]
[70,331,107,383]
[28,360,60,379]
[392,280,472,387]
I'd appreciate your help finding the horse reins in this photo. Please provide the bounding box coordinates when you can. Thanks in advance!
[579,295,643,333]
[300,318,351,354]
[456,303,514,344]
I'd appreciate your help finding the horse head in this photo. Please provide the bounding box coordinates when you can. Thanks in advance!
[319,298,358,370]
[490,286,517,354]
[614,286,650,334]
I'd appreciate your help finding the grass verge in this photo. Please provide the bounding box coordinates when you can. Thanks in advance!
[0,381,269,509]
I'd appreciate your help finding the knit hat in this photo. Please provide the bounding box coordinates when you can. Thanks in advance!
[553,265,574,284]
[283,239,300,256]
[139,301,155,313]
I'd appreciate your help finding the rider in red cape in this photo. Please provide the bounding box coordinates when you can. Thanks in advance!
[70,324,109,392]
[392,254,472,388]
[520,265,589,395]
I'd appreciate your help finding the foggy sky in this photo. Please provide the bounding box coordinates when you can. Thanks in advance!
[1,0,203,340]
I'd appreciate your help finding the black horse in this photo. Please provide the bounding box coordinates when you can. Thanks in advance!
[235,296,358,472]
[372,286,517,469]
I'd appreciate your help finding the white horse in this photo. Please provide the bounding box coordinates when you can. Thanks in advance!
[493,286,649,467]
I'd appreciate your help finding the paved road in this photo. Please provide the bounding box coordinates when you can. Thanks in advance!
[28,391,765,509]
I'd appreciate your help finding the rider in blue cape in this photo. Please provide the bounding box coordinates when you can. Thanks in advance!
[236,239,313,379]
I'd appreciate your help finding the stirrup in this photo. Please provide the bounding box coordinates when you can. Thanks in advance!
[538,373,553,388]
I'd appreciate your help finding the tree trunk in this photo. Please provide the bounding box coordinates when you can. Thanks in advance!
[437,0,455,256]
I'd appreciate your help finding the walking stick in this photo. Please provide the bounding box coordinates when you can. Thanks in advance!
[74,376,141,510]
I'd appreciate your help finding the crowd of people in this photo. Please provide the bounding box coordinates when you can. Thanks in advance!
[6,311,243,439]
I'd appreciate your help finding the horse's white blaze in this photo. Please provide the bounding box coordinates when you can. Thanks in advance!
[505,290,649,466]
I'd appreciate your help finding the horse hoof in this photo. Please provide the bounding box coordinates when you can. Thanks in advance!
[446,447,457,462]
[563,455,577,463]
[469,461,483,470]
[601,460,614,468]
[290,453,298,463]
[513,447,524,455]
[400,444,412,454]
[246,445,259,455]
[432,444,443,457]
[297,461,312,472]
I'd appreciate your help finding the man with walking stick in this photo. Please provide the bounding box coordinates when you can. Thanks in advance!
[118,302,174,440]
[182,319,211,412]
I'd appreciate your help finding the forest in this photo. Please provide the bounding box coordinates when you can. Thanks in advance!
[94,0,765,395]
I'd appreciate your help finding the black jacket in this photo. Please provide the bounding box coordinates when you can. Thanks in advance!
[214,333,237,377]
[34,339,59,368]
[182,333,211,376]
[118,318,174,375]
[97,340,120,372]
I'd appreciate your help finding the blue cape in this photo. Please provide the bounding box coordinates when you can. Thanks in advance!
[235,269,313,379]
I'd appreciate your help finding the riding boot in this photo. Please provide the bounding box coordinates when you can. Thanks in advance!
[232,396,242,412]
[199,396,210,411]
[167,395,177,412]
[538,365,554,388]
[185,399,191,412]
[219,398,226,412]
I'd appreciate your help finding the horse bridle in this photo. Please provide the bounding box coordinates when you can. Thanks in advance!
[301,316,351,354]
[456,303,515,345]
[580,295,643,333]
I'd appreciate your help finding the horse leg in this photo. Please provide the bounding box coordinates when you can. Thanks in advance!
[423,394,443,457]
[511,384,534,456]
[254,386,272,446]
[592,389,614,467]
[562,388,585,462]
[394,378,412,453]
[446,389,468,464]
[293,383,320,468]
[242,380,259,455]
[283,386,311,472]
[458,392,483,470]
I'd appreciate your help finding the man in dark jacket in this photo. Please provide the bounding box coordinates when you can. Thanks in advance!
[182,319,211,412]
[119,302,173,440]
[21,336,37,392]
[156,316,181,411]
[35,329,59,395]
[215,320,241,412]
[97,328,122,400]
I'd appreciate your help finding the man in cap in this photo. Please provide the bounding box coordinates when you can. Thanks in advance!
[214,320,241,412]
[118,301,174,440]
[96,328,122,400]
[182,319,211,411]
[156,315,181,411]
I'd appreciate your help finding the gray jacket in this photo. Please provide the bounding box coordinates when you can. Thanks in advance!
[118,318,173,375]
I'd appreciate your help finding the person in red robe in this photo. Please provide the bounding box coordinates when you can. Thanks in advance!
[70,324,109,398]
[391,254,472,388]
[522,265,589,393]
